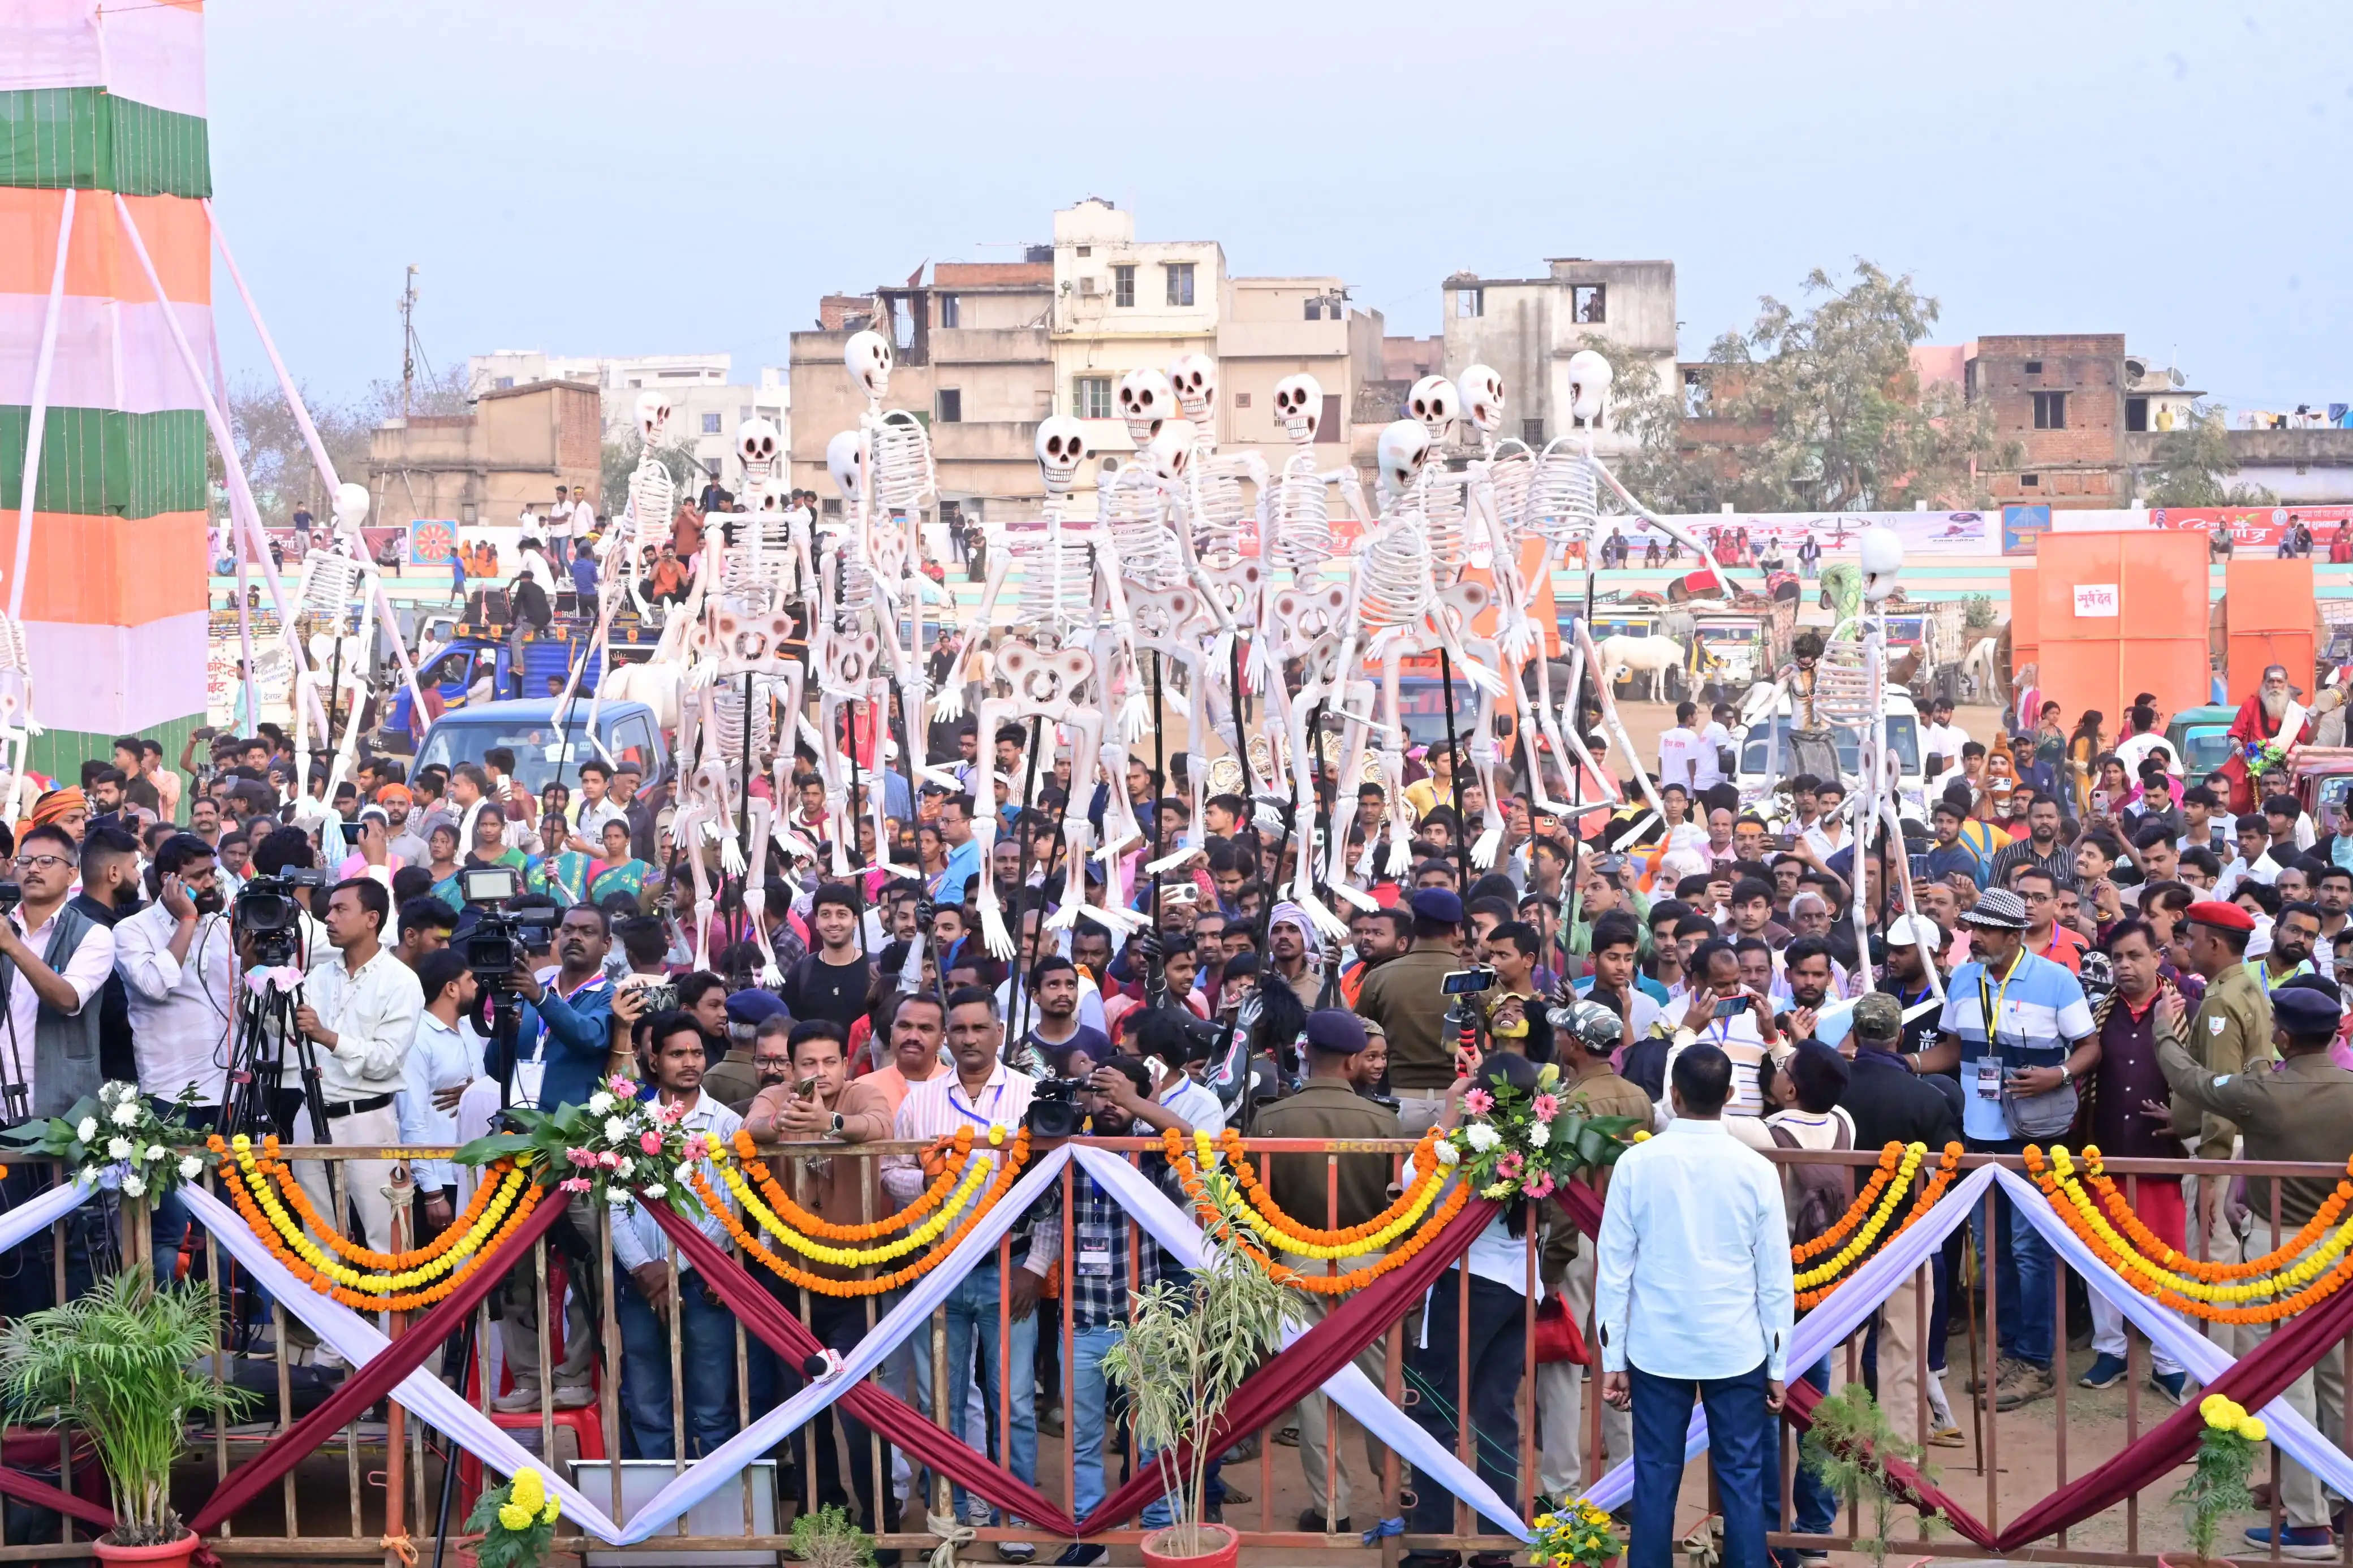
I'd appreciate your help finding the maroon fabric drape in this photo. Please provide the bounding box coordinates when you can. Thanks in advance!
[1555,1179,1604,1239]
[644,1200,1083,1538]
[1779,1376,1999,1550]
[1074,1196,1499,1534]
[0,1465,113,1531]
[186,1192,566,1538]
[0,1433,110,1529]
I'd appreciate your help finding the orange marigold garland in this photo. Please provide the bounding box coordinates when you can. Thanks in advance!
[248,1134,503,1271]
[1792,1143,1906,1263]
[732,1125,971,1242]
[2079,1144,2353,1282]
[1214,1126,1449,1250]
[1793,1142,1965,1310]
[699,1126,1035,1298]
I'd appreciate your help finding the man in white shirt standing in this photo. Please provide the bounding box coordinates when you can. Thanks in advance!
[114,833,236,1275]
[1658,702,1703,792]
[1695,702,1737,794]
[610,1009,743,1458]
[1920,696,1971,784]
[546,487,576,567]
[397,949,484,1238]
[570,487,597,568]
[291,877,424,1263]
[1598,1043,1793,1568]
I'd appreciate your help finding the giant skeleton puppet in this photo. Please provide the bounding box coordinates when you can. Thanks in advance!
[553,390,692,749]
[287,482,390,818]
[937,417,1153,957]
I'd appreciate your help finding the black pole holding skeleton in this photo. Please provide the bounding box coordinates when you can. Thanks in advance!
[1149,650,1166,930]
[1437,645,1472,896]
[1003,714,1046,1064]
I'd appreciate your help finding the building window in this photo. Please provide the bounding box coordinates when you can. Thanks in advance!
[1076,245,1091,257]
[494,375,514,390]
[2020,474,2040,488]
[1318,395,1341,444]
[1522,418,1545,447]
[1074,376,1114,420]
[937,388,962,424]
[1455,287,1484,318]
[1165,262,1195,307]
[1303,300,1323,321]
[1574,284,1607,323]
[938,499,962,526]
[821,498,842,518]
[940,293,960,328]
[1113,266,1136,308]
[2023,360,2044,374]
[704,460,721,479]
[2126,397,2148,433]
[701,412,723,434]
[2033,391,2067,430]
[738,405,751,422]
[1233,392,1251,408]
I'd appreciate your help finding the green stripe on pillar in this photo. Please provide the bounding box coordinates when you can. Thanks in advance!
[26,712,204,807]
[0,88,211,198]
[0,405,210,519]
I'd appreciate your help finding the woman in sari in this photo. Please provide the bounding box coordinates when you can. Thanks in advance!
[460,803,532,906]
[2067,710,2106,814]
[426,822,467,912]
[530,805,592,905]
[586,818,651,908]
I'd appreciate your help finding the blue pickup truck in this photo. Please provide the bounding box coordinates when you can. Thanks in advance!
[413,699,669,796]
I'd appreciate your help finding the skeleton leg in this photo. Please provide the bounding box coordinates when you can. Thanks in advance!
[1461,636,1508,870]
[814,691,855,876]
[1377,642,1416,875]
[739,794,784,986]
[970,694,1017,959]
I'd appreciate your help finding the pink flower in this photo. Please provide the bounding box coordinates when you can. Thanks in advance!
[597,1151,620,1169]
[1524,1170,1555,1199]
[566,1147,596,1168]
[639,1130,664,1155]
[1462,1088,1494,1117]
[658,1100,689,1125]
[1496,1151,1524,1180]
[607,1075,636,1095]
[559,1177,591,1194]
[1531,1094,1559,1124]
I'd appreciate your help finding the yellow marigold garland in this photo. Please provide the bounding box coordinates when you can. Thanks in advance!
[730,1125,974,1241]
[723,1150,994,1268]
[1212,1126,1449,1251]
[2080,1144,2353,1281]
[1792,1143,1924,1295]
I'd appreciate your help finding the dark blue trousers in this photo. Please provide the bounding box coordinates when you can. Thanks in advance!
[1629,1360,1774,1568]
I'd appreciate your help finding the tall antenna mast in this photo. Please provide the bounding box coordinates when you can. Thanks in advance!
[399,264,420,418]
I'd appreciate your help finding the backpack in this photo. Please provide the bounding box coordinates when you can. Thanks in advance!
[1768,1116,1855,1248]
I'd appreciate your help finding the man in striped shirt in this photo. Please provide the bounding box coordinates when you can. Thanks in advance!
[884,987,1058,1563]
[1987,798,2079,893]
[1920,888,2096,1413]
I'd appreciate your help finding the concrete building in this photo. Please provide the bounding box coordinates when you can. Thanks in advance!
[466,350,789,488]
[1440,258,1678,457]
[1966,334,2131,508]
[787,260,1057,525]
[1049,198,1222,475]
[367,380,601,533]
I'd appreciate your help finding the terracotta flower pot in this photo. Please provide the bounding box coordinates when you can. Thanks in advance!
[93,1529,201,1568]
[1140,1522,1240,1568]
[2156,1554,2238,1568]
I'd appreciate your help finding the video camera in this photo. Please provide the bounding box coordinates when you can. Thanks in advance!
[233,870,330,967]
[1025,1076,1084,1139]
[456,867,554,991]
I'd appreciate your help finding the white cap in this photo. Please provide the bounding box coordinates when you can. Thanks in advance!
[1886,914,1945,952]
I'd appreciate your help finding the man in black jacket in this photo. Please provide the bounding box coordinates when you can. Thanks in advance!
[68,826,143,1086]
[1838,992,1961,1453]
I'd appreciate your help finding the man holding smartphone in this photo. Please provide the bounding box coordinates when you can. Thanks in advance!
[1656,938,1783,1138]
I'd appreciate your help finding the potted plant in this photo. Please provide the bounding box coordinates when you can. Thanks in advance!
[1798,1384,1946,1568]
[1102,1207,1290,1567]
[1528,1500,1623,1568]
[786,1502,876,1568]
[2165,1395,2267,1568]
[0,1270,255,1566]
[463,1466,562,1568]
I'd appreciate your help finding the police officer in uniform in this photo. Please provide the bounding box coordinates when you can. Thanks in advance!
[2157,980,2353,1558]
[2159,899,2276,1357]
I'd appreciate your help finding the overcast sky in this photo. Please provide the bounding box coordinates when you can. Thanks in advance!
[206,0,2350,414]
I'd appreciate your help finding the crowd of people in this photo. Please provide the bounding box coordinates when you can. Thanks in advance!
[6,657,2350,1568]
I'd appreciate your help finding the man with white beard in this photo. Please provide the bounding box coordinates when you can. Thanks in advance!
[2220,665,2339,819]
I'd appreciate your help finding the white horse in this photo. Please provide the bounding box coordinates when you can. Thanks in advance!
[1597,633,1687,702]
[1960,636,1999,705]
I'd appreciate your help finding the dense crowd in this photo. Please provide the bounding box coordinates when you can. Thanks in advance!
[5,660,2350,1568]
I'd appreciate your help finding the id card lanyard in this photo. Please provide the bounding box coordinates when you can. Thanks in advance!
[1974,951,2023,1099]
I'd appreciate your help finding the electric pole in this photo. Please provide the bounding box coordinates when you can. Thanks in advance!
[399,265,420,418]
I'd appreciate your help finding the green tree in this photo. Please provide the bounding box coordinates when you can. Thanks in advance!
[219,361,467,527]
[1615,261,2016,515]
[2138,403,2277,507]
[601,436,703,519]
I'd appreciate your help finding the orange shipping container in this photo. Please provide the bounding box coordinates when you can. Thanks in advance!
[2031,532,2210,727]
[2222,558,2316,706]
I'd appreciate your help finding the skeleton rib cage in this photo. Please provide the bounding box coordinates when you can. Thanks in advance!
[1527,439,1600,547]
[1267,450,1337,572]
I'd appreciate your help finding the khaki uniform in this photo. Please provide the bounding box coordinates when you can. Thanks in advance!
[2158,1043,2353,1529]
[2164,965,2276,1357]
[1355,940,1466,1132]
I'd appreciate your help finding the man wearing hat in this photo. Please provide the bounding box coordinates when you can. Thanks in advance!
[703,988,788,1112]
[1255,1009,1408,1533]
[1919,886,2096,1411]
[1354,887,1470,1134]
[2161,898,2277,1359]
[2157,977,2353,1559]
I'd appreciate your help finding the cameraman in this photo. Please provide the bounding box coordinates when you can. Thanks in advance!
[0,822,118,1118]
[492,903,614,1111]
[292,878,424,1260]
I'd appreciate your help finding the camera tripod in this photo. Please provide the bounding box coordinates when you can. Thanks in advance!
[224,971,330,1144]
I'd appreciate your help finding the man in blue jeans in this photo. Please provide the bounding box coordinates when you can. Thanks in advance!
[1598,1045,1794,1568]
[609,1013,743,1458]
[1918,885,2096,1413]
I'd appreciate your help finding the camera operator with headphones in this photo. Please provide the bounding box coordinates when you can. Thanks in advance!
[0,822,120,1314]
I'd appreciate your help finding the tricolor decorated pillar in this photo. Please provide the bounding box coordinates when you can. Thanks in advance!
[1,0,213,777]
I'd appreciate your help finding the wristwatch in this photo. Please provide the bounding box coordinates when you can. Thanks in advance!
[829,1112,845,1137]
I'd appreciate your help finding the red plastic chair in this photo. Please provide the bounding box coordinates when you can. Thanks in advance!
[455,1253,605,1512]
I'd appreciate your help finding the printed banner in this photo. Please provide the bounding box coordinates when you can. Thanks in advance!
[2051,506,2353,552]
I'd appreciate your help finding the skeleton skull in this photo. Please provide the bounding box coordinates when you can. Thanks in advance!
[1859,525,1904,604]
[1115,368,1173,446]
[1456,364,1506,435]
[1272,373,1324,444]
[634,390,674,446]
[1566,350,1613,427]
[1034,415,1089,495]
[1406,375,1458,443]
[1169,353,1217,424]
[331,481,370,532]
[824,430,864,500]
[844,330,893,402]
[1145,420,1197,484]
[1376,419,1430,505]
[736,418,781,482]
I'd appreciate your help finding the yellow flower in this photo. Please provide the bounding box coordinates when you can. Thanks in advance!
[540,1497,561,1525]
[496,1503,533,1532]
[512,1469,544,1509]
[2241,1418,2269,1443]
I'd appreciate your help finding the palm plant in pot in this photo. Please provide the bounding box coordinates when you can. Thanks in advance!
[0,1270,254,1566]
[1102,1208,1290,1567]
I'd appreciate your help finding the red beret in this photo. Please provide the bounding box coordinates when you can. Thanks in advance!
[2184,899,2255,934]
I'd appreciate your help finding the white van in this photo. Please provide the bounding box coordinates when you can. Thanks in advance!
[1731,689,1928,824]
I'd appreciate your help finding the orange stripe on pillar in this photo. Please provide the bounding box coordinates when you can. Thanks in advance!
[0,189,210,303]
[0,509,207,625]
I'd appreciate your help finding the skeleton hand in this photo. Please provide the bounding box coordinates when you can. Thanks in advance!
[1118,690,1149,744]
[717,834,747,876]
[1455,653,1507,697]
[980,901,1016,960]
[1496,612,1539,662]
[1078,901,1145,937]
[1144,842,1205,875]
[1292,884,1353,941]
[1471,826,1504,869]
[758,961,784,987]
[930,683,967,723]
